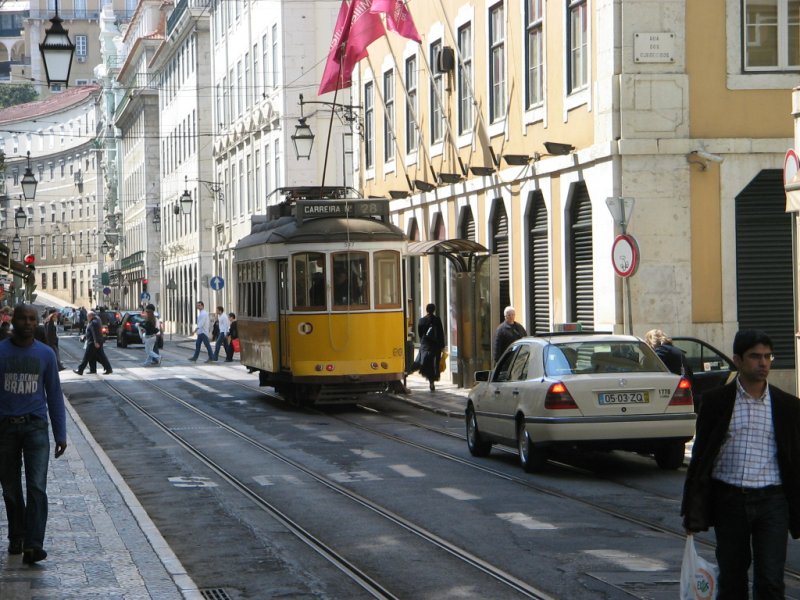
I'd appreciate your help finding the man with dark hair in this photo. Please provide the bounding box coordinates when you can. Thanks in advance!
[188,301,214,362]
[682,329,800,599]
[0,304,67,564]
[73,310,112,375]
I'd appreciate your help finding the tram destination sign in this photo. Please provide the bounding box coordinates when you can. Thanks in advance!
[296,199,390,223]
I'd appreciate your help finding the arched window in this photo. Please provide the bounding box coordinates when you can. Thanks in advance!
[527,191,549,334]
[568,183,594,329]
[490,199,509,321]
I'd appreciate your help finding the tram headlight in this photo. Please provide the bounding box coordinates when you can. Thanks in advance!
[370,362,378,370]
[380,362,389,369]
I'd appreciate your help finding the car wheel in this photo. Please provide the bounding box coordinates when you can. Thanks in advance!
[466,405,492,457]
[517,419,547,473]
[654,441,686,470]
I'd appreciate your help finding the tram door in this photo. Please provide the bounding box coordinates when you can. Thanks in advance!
[451,254,498,386]
[278,260,290,370]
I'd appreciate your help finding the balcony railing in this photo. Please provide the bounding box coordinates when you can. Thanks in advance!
[166,0,211,36]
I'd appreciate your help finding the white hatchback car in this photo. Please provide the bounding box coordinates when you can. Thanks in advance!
[466,333,696,472]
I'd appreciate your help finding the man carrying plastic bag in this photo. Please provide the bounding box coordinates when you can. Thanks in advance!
[680,534,717,600]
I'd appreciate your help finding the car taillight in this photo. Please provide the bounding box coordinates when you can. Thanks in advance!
[545,382,579,409]
[668,377,694,406]
[124,322,132,331]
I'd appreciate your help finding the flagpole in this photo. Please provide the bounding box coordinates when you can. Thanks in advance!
[379,31,436,187]
[321,43,347,191]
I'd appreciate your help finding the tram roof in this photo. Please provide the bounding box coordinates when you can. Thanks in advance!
[407,239,488,255]
[236,215,406,249]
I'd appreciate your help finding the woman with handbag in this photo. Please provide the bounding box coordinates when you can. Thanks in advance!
[416,303,445,391]
[228,313,240,359]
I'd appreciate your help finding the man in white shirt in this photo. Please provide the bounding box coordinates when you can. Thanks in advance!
[188,301,214,362]
[211,306,231,362]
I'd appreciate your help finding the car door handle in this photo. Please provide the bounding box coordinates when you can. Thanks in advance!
[512,390,520,396]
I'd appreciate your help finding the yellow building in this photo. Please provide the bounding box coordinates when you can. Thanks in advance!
[349,0,796,388]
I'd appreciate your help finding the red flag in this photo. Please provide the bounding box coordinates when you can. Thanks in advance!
[371,0,421,43]
[319,0,353,95]
[319,0,385,95]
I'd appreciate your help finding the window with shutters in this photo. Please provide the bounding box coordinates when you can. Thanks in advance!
[527,191,550,334]
[568,183,594,329]
[491,199,510,322]
[459,206,476,241]
[735,170,794,368]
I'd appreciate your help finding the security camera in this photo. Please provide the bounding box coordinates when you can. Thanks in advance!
[693,150,724,163]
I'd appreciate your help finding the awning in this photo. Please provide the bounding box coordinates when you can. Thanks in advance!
[407,239,489,272]
[407,239,488,256]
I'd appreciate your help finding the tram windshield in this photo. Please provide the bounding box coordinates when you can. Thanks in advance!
[292,251,400,311]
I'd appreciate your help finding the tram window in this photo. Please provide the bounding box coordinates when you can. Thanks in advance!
[374,250,400,308]
[332,251,369,309]
[293,252,326,310]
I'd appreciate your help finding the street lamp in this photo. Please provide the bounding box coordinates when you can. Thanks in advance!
[153,206,161,232]
[291,96,314,160]
[20,152,37,200]
[180,176,193,214]
[14,206,26,229]
[100,240,110,254]
[179,176,223,215]
[39,0,75,87]
[12,234,20,253]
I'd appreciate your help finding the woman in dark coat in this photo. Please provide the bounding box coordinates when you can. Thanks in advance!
[416,303,445,391]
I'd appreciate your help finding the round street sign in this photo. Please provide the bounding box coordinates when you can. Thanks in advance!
[140,291,151,301]
[210,276,225,291]
[611,234,639,278]
[103,287,111,296]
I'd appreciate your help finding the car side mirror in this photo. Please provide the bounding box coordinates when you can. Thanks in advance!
[474,370,489,382]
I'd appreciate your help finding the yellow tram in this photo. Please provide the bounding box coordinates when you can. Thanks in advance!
[233,190,408,404]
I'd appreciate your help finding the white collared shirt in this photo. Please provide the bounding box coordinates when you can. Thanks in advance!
[196,309,210,336]
[711,378,782,488]
[217,312,230,336]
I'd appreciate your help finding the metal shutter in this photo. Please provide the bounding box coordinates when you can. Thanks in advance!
[492,200,510,322]
[527,191,550,334]
[735,170,794,369]
[569,183,595,329]
[461,208,476,241]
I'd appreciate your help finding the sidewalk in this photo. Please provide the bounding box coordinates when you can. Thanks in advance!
[397,372,471,418]
[0,401,201,600]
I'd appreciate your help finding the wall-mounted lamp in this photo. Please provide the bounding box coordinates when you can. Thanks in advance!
[180,176,193,214]
[543,141,575,156]
[12,233,20,252]
[503,154,534,166]
[469,166,496,176]
[437,172,463,185]
[152,206,161,232]
[687,150,724,171]
[100,240,110,254]
[388,190,409,199]
[39,0,75,87]
[21,152,37,200]
[414,179,435,193]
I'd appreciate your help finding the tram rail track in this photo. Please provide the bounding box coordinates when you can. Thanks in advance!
[65,355,555,600]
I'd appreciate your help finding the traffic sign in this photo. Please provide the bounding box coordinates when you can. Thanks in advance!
[140,291,151,301]
[210,276,225,290]
[611,234,640,278]
[103,287,111,296]
[605,197,635,229]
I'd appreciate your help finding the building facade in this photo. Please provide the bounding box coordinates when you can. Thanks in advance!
[356,0,796,389]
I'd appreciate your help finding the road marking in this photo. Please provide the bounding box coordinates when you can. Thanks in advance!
[496,512,557,530]
[319,434,344,442]
[292,424,317,431]
[167,476,218,488]
[175,375,233,397]
[350,449,383,458]
[253,474,302,486]
[583,549,668,571]
[435,487,479,501]
[329,470,382,483]
[388,464,425,478]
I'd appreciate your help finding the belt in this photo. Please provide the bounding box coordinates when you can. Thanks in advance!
[1,414,38,425]
[712,479,783,496]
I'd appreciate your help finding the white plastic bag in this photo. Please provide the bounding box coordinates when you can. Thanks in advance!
[680,534,718,600]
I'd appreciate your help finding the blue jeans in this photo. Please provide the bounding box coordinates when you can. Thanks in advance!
[0,417,51,550]
[712,480,789,599]
[191,333,213,360]
[213,335,231,361]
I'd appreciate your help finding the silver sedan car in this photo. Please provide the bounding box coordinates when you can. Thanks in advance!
[466,333,696,472]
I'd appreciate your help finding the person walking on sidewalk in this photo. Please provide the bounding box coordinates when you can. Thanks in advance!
[73,311,112,375]
[212,306,231,362]
[682,329,800,599]
[0,304,67,564]
[227,313,238,362]
[416,303,445,392]
[493,306,527,363]
[136,304,161,366]
[188,301,214,362]
[43,309,65,371]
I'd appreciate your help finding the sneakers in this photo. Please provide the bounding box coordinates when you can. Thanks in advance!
[7,539,22,554]
[22,547,47,564]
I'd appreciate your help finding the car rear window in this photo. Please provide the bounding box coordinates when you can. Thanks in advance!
[545,341,667,376]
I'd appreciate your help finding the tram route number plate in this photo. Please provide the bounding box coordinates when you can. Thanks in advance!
[598,391,649,405]
[297,199,390,223]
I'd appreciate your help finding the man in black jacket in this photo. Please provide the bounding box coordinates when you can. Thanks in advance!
[73,311,112,375]
[681,329,800,599]
[493,306,527,363]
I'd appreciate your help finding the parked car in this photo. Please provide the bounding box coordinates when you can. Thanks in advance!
[59,307,77,330]
[671,336,736,412]
[116,310,163,349]
[96,309,122,339]
[466,333,696,472]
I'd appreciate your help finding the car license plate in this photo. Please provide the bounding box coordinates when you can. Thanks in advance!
[598,391,649,405]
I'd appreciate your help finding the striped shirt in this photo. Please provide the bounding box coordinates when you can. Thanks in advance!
[711,378,782,488]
